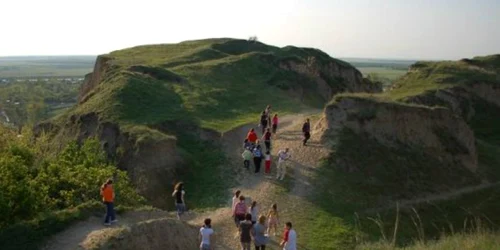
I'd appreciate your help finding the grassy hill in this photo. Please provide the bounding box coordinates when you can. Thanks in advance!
[387,55,500,100]
[71,38,376,132]
[40,38,378,211]
[313,55,500,248]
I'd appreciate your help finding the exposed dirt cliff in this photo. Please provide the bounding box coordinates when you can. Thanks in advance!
[78,55,115,104]
[278,56,381,102]
[35,113,183,208]
[316,96,477,172]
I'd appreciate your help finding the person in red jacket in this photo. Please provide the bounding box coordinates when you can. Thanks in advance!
[247,128,258,144]
[272,114,279,134]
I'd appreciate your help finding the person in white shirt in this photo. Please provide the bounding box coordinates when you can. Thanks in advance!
[276,148,291,180]
[231,190,241,227]
[199,218,214,250]
[280,222,297,250]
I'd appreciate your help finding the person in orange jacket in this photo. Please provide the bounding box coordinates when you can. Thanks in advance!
[101,179,116,226]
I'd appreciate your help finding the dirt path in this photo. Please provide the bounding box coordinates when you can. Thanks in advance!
[187,111,329,250]
[42,111,328,250]
[42,210,172,250]
[368,181,500,213]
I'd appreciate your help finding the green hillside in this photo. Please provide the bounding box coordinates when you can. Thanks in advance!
[71,38,373,132]
[387,55,500,100]
[317,55,500,247]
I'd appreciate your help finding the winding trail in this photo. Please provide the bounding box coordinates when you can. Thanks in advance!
[42,111,328,250]
[367,181,500,213]
[41,109,497,249]
[186,111,329,250]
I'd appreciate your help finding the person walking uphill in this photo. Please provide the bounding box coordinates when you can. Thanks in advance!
[172,182,186,220]
[265,105,272,129]
[280,222,297,250]
[260,111,268,134]
[242,148,253,170]
[272,114,279,134]
[101,179,117,226]
[253,144,263,173]
[302,118,311,146]
[253,215,269,250]
[247,128,258,145]
[239,213,253,250]
[199,218,215,250]
[276,148,291,181]
[234,195,247,228]
[261,128,272,151]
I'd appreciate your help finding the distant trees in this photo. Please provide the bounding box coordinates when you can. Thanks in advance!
[248,36,259,43]
[0,78,81,126]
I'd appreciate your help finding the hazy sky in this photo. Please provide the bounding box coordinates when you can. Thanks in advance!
[1,0,499,59]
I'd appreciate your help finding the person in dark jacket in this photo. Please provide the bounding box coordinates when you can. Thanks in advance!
[260,111,268,134]
[253,144,263,173]
[302,118,311,146]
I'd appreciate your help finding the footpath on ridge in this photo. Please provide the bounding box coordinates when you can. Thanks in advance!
[42,110,329,250]
[187,111,329,249]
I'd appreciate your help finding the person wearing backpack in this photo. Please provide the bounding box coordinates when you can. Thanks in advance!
[101,178,117,226]
[253,144,263,173]
[233,195,248,228]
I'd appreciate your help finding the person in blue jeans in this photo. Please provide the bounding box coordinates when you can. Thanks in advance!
[172,182,186,220]
[100,179,117,226]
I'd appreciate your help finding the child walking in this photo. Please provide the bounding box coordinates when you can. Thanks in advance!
[267,203,280,236]
[264,151,272,174]
[242,148,252,170]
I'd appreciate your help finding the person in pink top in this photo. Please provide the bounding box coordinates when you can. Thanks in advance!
[272,114,279,134]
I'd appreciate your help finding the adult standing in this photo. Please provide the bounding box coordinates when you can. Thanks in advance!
[302,118,311,146]
[265,105,272,127]
[101,179,116,226]
[247,128,258,145]
[172,182,186,220]
[253,215,269,250]
[249,201,259,224]
[280,222,297,250]
[260,111,268,134]
[232,190,241,216]
[276,148,291,181]
[239,213,253,250]
[199,218,215,250]
[253,144,263,173]
[272,114,279,134]
[261,128,272,151]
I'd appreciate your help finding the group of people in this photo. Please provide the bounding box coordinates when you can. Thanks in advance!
[100,180,297,250]
[232,190,297,250]
[98,104,311,250]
